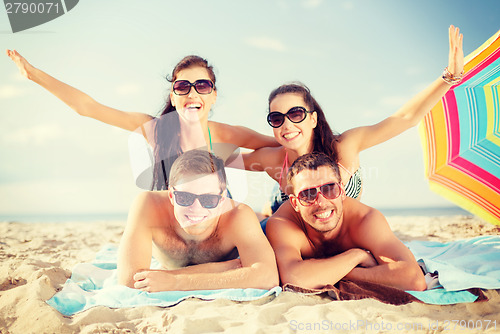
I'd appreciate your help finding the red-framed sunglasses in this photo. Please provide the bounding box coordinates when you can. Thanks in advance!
[293,182,342,206]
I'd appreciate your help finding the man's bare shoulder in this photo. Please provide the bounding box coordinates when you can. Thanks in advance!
[267,201,306,239]
[268,201,299,225]
[342,198,378,225]
[342,198,394,243]
[219,201,259,228]
[129,191,172,227]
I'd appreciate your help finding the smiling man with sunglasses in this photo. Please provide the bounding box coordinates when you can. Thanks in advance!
[118,149,278,292]
[266,152,426,292]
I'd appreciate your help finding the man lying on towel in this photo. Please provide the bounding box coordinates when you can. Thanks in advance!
[266,152,426,291]
[118,149,278,292]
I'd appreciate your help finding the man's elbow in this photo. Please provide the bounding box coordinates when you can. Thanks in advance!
[405,266,427,291]
[117,276,135,289]
[252,264,279,289]
[280,271,330,290]
[261,269,280,289]
[117,268,138,289]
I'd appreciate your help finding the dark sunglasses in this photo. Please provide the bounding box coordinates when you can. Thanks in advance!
[295,182,342,206]
[172,79,214,96]
[173,190,222,209]
[267,106,314,128]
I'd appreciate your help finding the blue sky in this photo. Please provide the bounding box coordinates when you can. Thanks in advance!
[1,0,499,216]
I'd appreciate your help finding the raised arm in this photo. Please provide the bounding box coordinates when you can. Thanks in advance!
[6,49,153,131]
[133,204,279,292]
[340,25,464,153]
[210,121,279,150]
[345,208,426,291]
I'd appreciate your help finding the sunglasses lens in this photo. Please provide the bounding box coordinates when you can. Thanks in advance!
[267,112,285,128]
[298,187,318,204]
[199,194,221,209]
[320,183,341,199]
[194,80,213,94]
[296,183,341,206]
[174,191,195,206]
[288,107,307,123]
[174,191,220,209]
[173,81,191,95]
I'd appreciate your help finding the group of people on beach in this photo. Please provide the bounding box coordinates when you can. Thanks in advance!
[7,25,464,293]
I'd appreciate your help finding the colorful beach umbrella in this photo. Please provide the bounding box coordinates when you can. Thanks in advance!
[419,29,500,225]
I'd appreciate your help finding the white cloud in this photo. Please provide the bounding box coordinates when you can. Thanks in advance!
[379,95,411,108]
[302,0,323,9]
[341,1,354,10]
[0,85,24,99]
[2,123,64,146]
[115,83,141,96]
[245,37,287,52]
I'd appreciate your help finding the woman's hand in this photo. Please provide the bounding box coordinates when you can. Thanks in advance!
[6,49,34,80]
[448,25,464,76]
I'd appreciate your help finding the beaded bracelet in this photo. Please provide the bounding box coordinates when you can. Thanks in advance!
[442,67,464,85]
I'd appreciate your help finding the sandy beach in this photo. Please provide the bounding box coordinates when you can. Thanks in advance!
[1,216,499,334]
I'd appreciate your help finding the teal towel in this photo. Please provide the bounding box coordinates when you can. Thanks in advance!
[47,236,500,315]
[405,236,500,304]
[46,244,281,316]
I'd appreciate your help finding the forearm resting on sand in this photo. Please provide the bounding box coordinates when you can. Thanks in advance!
[280,248,375,289]
[345,260,427,291]
[165,259,242,275]
[133,261,277,292]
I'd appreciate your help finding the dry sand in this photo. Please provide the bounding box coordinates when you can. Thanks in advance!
[1,216,499,333]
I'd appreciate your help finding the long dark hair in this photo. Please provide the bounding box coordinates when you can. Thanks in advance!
[268,82,339,163]
[151,55,217,190]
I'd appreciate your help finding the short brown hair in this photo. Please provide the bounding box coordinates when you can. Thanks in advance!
[169,149,227,191]
[287,152,341,194]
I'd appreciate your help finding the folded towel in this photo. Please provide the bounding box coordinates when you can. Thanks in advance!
[284,236,500,305]
[283,281,486,306]
[406,236,500,291]
[46,244,281,316]
[48,236,500,314]
[284,281,421,305]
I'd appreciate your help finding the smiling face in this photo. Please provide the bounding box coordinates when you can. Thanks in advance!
[269,93,317,153]
[169,173,224,236]
[290,166,345,234]
[170,66,217,123]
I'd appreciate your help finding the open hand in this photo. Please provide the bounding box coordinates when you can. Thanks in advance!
[448,25,464,76]
[6,49,34,79]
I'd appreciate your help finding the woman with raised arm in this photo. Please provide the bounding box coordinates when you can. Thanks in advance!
[6,51,278,189]
[245,25,464,214]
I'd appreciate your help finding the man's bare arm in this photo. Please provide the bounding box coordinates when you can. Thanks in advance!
[134,204,279,292]
[266,204,376,289]
[345,208,426,291]
[163,259,242,275]
[117,192,157,287]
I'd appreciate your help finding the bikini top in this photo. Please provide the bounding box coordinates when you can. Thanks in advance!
[338,163,362,199]
[278,151,363,199]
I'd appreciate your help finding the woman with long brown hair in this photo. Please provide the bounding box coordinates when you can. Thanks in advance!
[245,25,464,214]
[6,51,278,189]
